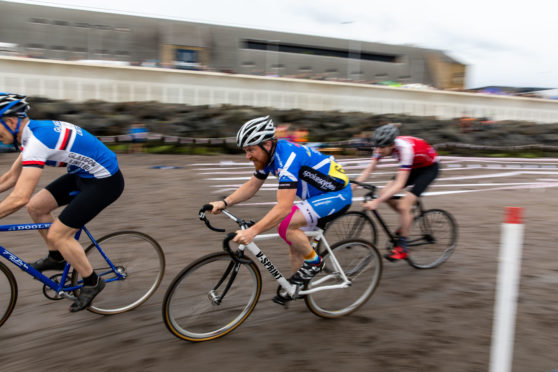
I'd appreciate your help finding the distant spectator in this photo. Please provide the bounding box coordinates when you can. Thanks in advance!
[276,124,295,142]
[458,116,475,133]
[128,123,148,153]
[293,128,309,143]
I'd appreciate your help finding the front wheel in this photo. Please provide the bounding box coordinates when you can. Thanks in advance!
[0,262,17,328]
[305,239,382,318]
[162,252,262,342]
[72,231,165,314]
[406,209,457,269]
[320,211,378,255]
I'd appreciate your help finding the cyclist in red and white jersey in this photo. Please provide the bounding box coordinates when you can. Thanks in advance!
[353,123,439,261]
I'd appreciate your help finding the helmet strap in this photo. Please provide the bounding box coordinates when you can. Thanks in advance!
[0,117,23,151]
[259,139,277,167]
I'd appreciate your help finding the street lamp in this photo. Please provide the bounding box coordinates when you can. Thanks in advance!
[266,40,280,77]
[341,21,361,81]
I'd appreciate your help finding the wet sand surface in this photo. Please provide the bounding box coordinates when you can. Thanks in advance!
[1,153,557,372]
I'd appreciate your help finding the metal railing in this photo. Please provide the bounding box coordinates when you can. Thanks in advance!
[2,56,558,123]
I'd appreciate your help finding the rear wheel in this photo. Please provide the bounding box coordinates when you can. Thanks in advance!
[0,262,17,328]
[162,252,262,342]
[72,231,165,314]
[305,239,382,318]
[406,209,457,269]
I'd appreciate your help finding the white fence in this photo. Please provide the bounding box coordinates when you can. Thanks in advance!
[2,56,558,123]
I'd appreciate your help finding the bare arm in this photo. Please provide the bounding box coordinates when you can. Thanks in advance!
[233,187,296,244]
[362,169,410,211]
[0,166,42,219]
[375,170,410,203]
[210,175,265,213]
[353,158,379,189]
[250,188,295,235]
[0,154,23,193]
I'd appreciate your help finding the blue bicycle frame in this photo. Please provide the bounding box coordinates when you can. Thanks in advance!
[0,222,124,300]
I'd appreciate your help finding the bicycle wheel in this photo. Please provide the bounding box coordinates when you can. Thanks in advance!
[163,252,262,342]
[320,211,377,254]
[0,261,17,328]
[406,209,457,269]
[72,231,165,315]
[305,238,382,318]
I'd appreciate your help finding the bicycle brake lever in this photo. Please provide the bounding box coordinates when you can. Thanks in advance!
[223,233,251,264]
[199,204,226,232]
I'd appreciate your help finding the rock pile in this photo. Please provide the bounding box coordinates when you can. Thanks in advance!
[27,98,558,148]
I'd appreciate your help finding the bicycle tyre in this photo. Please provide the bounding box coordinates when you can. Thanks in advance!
[72,231,165,315]
[162,252,262,342]
[0,262,17,328]
[305,238,382,318]
[320,211,378,255]
[406,209,457,269]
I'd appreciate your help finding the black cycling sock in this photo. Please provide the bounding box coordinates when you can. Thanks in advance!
[48,250,64,261]
[398,236,409,251]
[83,272,98,287]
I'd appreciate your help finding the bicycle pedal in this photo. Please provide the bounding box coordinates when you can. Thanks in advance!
[272,295,291,308]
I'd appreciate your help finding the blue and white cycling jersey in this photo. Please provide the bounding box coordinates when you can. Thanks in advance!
[254,140,349,199]
[21,120,119,179]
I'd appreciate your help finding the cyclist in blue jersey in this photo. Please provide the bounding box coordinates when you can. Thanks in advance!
[0,93,124,312]
[209,116,352,300]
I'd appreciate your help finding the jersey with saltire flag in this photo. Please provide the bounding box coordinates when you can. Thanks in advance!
[253,139,349,199]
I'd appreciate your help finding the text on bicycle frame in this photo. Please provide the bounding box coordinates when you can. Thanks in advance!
[255,251,283,280]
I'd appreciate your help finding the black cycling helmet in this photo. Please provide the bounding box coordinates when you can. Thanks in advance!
[372,123,399,147]
[236,115,276,148]
[0,93,30,151]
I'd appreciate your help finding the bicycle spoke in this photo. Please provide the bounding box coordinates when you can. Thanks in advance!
[163,252,261,342]
[305,239,382,318]
[406,209,457,269]
[72,231,165,314]
[322,212,377,253]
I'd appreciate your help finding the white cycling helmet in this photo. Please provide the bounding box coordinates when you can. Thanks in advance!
[236,116,276,148]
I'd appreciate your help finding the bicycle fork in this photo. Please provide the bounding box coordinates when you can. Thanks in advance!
[208,260,240,305]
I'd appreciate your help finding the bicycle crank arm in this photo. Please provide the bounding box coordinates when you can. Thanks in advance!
[59,292,77,302]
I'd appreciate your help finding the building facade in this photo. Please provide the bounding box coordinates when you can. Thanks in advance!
[0,2,466,89]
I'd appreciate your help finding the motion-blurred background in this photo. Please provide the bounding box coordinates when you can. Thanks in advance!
[1,0,558,155]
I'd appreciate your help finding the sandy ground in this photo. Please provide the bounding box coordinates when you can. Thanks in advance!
[1,153,558,372]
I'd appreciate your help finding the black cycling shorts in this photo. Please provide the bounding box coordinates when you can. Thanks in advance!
[404,162,439,197]
[45,170,125,229]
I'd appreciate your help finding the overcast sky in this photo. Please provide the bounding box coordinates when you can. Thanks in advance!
[6,0,558,89]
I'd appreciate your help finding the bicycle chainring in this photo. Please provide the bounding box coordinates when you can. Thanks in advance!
[43,273,73,301]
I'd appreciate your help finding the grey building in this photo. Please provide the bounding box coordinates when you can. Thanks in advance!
[0,2,466,89]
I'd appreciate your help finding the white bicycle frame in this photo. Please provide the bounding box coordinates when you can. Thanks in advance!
[222,210,352,299]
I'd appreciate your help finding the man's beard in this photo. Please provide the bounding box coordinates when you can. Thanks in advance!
[252,158,265,170]
[252,154,269,170]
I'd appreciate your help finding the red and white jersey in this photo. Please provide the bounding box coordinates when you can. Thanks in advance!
[373,136,438,170]
[21,120,119,179]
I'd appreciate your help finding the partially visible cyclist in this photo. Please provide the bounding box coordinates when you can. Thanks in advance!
[0,93,124,312]
[353,123,439,262]
[209,116,352,294]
